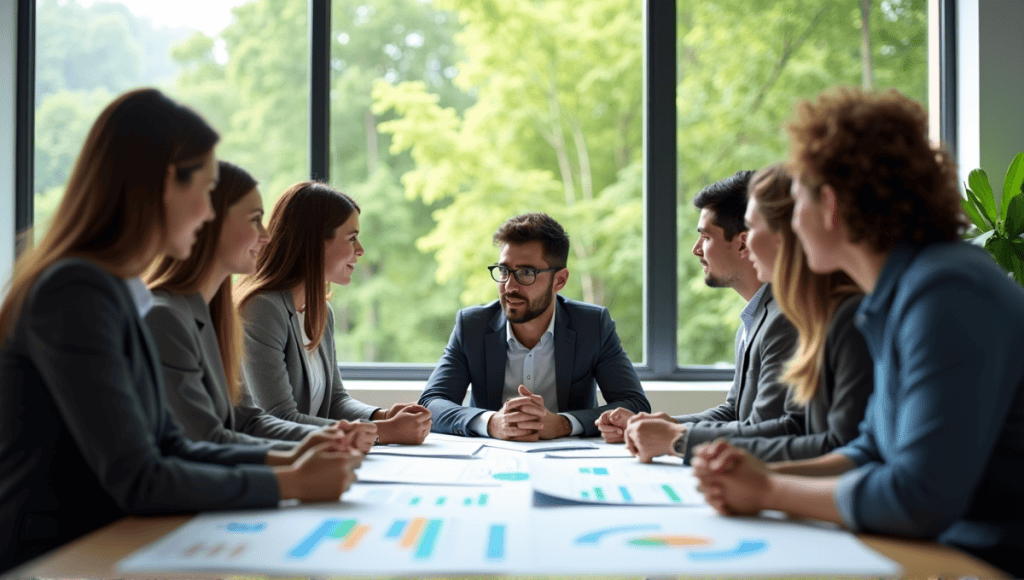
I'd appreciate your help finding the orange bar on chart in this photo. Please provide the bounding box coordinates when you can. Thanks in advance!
[400,517,427,549]
[340,524,369,551]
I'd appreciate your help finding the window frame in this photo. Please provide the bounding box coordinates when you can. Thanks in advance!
[14,0,955,382]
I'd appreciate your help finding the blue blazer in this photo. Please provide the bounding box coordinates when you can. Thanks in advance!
[419,295,650,436]
[0,259,279,572]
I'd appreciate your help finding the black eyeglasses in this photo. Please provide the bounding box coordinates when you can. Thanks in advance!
[488,265,561,285]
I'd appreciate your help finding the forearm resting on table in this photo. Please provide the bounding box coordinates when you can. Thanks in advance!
[764,473,846,526]
[769,452,855,476]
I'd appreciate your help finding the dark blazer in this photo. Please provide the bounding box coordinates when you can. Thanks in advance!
[418,295,651,436]
[672,285,800,457]
[0,259,279,572]
[146,290,318,449]
[721,294,873,461]
[240,290,378,426]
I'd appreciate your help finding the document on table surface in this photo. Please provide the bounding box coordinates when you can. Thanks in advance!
[525,505,901,577]
[118,500,530,577]
[480,436,597,453]
[528,455,705,506]
[543,440,634,458]
[356,451,535,486]
[367,432,484,458]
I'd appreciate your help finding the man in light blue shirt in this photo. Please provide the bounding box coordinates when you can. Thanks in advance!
[419,213,651,439]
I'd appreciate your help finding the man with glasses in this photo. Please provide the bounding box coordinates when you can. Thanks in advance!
[419,213,650,440]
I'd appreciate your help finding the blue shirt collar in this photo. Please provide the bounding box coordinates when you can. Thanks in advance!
[126,277,154,317]
[859,242,918,317]
[740,283,769,335]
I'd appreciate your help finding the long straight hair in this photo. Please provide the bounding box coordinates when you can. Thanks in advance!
[235,182,360,351]
[750,164,860,404]
[146,162,257,404]
[0,88,218,340]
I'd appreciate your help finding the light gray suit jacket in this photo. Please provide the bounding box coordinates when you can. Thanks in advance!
[240,290,378,426]
[721,294,874,461]
[146,291,318,449]
[672,284,800,458]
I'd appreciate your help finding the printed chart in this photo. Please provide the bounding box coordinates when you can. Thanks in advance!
[529,456,704,505]
[118,506,527,576]
[529,506,901,576]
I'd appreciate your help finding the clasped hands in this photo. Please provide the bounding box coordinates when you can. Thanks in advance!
[595,408,686,462]
[487,385,571,441]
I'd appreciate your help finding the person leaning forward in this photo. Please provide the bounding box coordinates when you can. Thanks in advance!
[419,213,651,440]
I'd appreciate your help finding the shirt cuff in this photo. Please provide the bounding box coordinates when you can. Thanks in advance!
[672,427,691,459]
[559,413,584,437]
[833,464,871,531]
[468,411,496,437]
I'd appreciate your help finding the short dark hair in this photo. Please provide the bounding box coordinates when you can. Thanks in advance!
[493,213,570,268]
[787,87,965,251]
[692,170,755,241]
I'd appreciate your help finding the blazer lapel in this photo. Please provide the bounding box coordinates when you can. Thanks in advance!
[738,286,773,395]
[553,299,574,412]
[187,293,234,429]
[281,291,317,415]
[483,310,507,410]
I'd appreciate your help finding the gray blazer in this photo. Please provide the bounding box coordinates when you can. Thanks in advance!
[418,295,651,436]
[672,284,800,457]
[0,259,278,572]
[240,290,378,426]
[718,294,874,461]
[146,291,318,449]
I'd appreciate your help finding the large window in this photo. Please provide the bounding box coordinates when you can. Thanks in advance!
[27,0,933,379]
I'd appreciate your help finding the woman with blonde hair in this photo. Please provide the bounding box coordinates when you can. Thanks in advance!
[237,181,431,445]
[735,162,873,461]
[145,161,377,453]
[0,89,358,572]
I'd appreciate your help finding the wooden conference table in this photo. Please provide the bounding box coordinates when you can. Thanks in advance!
[10,440,1011,580]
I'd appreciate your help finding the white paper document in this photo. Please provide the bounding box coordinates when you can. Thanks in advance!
[118,500,530,576]
[356,450,534,486]
[480,436,597,453]
[367,432,483,458]
[544,440,635,458]
[529,455,705,505]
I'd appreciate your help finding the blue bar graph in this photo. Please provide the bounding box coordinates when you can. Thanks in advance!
[619,486,633,502]
[486,524,506,560]
[413,519,443,559]
[386,520,407,539]
[288,520,342,559]
[593,467,609,475]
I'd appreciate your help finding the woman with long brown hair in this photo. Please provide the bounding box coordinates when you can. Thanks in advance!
[0,89,358,572]
[145,161,377,453]
[237,181,431,445]
[735,163,874,460]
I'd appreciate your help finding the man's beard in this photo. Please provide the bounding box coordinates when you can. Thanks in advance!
[502,280,555,324]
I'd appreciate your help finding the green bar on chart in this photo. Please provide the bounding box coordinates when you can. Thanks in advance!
[478,493,488,506]
[435,496,446,506]
[662,484,682,503]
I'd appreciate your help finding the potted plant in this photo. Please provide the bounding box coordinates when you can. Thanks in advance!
[962,151,1024,285]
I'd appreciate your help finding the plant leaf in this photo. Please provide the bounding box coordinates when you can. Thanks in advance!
[961,198,991,232]
[971,229,997,248]
[968,169,997,223]
[986,238,1018,274]
[1006,194,1024,238]
[966,186,995,230]
[1003,152,1024,217]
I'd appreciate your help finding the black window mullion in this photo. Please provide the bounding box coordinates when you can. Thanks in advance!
[15,0,34,256]
[310,0,330,182]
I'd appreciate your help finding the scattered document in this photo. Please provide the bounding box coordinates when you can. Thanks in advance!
[544,440,635,458]
[529,455,705,505]
[367,433,483,458]
[480,436,597,453]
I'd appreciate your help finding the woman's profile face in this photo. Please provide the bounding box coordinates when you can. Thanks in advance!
[790,178,836,274]
[163,154,217,260]
[744,195,780,284]
[216,187,270,275]
[323,212,364,286]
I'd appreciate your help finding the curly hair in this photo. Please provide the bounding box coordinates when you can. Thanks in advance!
[787,87,966,252]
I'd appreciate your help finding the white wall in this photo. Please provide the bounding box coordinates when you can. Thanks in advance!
[957,0,1024,187]
[1,1,16,295]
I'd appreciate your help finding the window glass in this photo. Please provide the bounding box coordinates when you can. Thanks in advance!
[331,0,645,364]
[675,0,928,365]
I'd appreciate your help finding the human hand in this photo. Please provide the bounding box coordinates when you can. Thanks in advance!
[595,408,635,443]
[276,443,363,502]
[623,415,687,463]
[376,403,432,444]
[691,440,770,516]
[506,385,570,440]
[287,424,350,462]
[624,411,678,426]
[332,420,378,453]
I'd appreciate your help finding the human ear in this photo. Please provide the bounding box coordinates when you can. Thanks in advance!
[820,185,840,231]
[736,231,749,257]
[553,268,569,293]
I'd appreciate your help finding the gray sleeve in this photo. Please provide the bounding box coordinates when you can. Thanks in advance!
[324,304,378,421]
[240,294,334,427]
[232,387,316,446]
[145,301,286,449]
[29,264,278,513]
[679,310,799,455]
